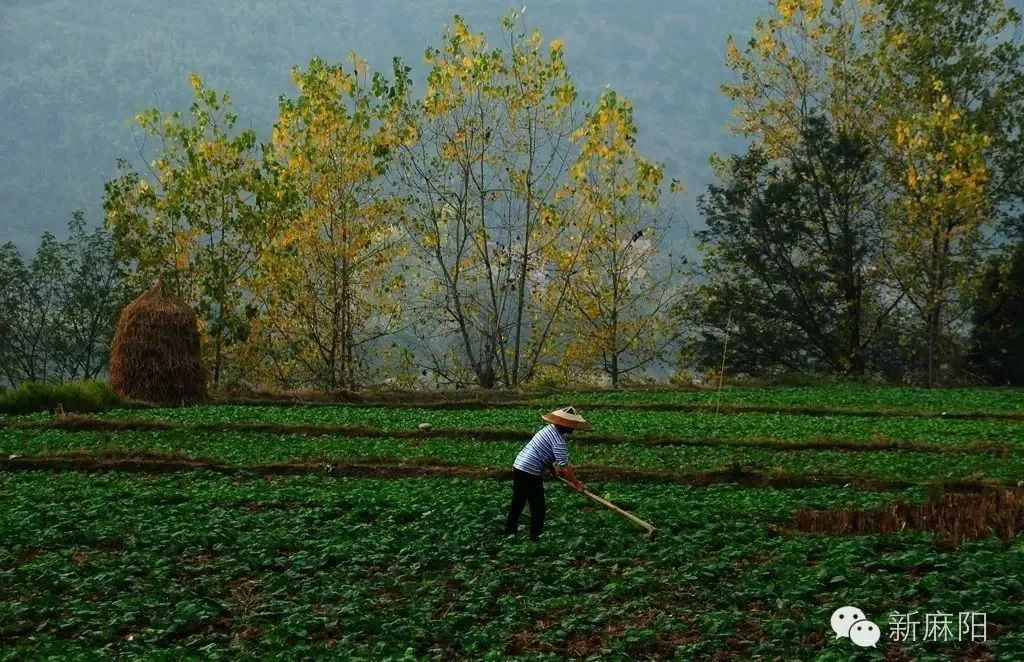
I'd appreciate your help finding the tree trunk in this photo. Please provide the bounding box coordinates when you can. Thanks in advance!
[511,116,537,389]
[610,249,620,389]
[213,330,223,386]
[843,281,864,376]
[925,305,939,388]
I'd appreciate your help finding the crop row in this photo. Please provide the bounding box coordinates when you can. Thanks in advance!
[2,428,1022,485]
[2,470,1021,659]
[79,405,1024,447]
[537,385,1024,415]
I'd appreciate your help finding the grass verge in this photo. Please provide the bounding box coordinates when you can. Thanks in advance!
[0,381,127,415]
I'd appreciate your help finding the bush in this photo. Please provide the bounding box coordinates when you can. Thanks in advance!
[0,380,126,415]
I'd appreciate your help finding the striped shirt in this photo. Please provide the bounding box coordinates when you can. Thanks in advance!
[513,424,569,475]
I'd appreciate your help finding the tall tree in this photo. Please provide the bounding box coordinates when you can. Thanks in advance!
[875,0,1024,385]
[722,0,881,158]
[703,0,890,376]
[0,242,37,385]
[50,212,130,380]
[694,119,893,374]
[0,243,18,385]
[0,233,64,384]
[881,87,992,385]
[0,213,127,385]
[393,12,582,388]
[561,89,686,386]
[103,74,268,385]
[254,55,411,389]
[707,0,1023,383]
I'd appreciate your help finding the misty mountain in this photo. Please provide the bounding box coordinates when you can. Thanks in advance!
[0,0,776,250]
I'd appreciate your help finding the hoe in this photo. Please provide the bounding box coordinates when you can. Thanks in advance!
[559,477,658,539]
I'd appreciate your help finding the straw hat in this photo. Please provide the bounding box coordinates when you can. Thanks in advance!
[541,406,592,431]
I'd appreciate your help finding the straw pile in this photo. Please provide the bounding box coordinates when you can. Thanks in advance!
[109,281,207,405]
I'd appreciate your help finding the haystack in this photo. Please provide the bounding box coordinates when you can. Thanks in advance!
[109,281,207,405]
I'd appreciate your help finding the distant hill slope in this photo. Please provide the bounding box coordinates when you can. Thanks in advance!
[0,0,772,249]
[0,1,780,249]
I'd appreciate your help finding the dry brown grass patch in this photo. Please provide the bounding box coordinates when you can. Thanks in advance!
[794,488,1024,545]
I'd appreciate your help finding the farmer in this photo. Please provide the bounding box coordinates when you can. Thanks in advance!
[504,406,590,541]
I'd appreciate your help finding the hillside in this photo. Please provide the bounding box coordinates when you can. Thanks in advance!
[0,0,765,249]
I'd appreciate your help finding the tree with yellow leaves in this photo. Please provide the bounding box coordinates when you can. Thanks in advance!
[103,75,269,385]
[393,12,582,388]
[560,89,686,387]
[254,56,412,389]
[875,0,1024,386]
[883,93,991,385]
[707,0,1024,383]
[723,0,882,157]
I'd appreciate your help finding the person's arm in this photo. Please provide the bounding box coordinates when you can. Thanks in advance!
[551,432,586,491]
[557,464,587,493]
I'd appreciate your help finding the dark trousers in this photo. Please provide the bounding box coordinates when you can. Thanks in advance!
[505,468,545,539]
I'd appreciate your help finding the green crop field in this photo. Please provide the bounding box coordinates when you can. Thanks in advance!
[2,387,1024,660]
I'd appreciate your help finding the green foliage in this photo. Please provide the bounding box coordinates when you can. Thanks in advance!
[562,88,687,387]
[8,3,1024,392]
[91,403,1024,446]
[878,0,1024,220]
[542,385,1024,415]
[3,427,1023,484]
[93,14,681,391]
[693,119,887,376]
[968,242,1024,384]
[0,212,129,386]
[707,0,1024,387]
[874,0,1024,386]
[250,55,412,389]
[0,380,125,415]
[394,11,590,389]
[103,75,270,386]
[2,386,1024,657]
[1,471,1021,659]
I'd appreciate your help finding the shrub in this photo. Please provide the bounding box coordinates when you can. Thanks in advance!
[0,380,125,415]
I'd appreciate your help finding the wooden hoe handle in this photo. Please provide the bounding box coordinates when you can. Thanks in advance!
[559,477,658,539]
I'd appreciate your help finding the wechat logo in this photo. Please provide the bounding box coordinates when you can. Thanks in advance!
[831,606,881,648]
